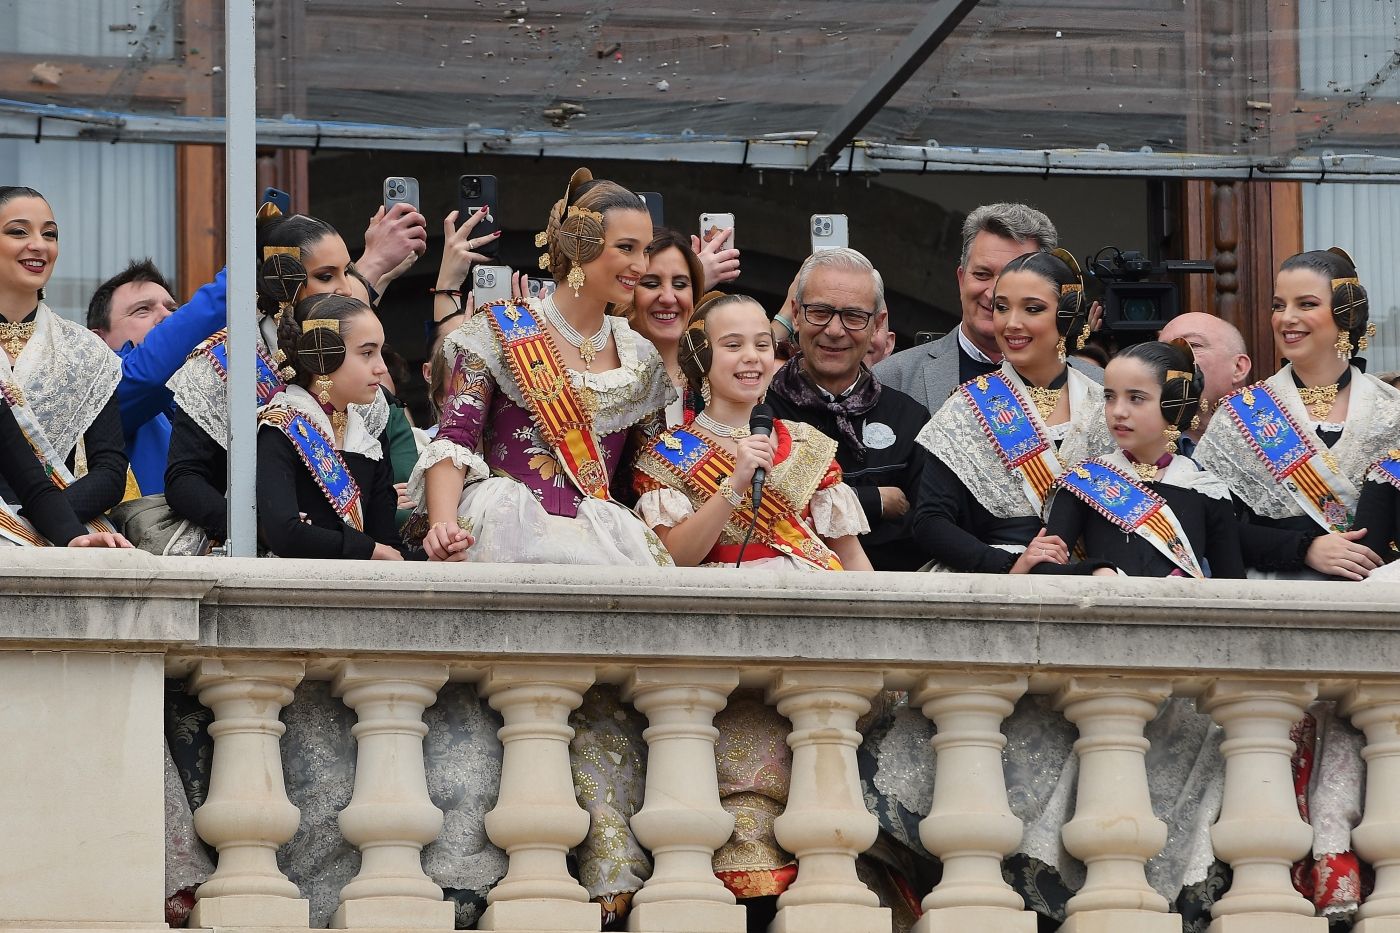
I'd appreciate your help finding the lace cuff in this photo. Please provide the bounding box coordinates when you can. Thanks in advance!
[809,482,870,539]
[407,438,490,507]
[636,487,694,528]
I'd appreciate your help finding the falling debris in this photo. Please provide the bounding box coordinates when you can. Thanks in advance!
[595,41,620,58]
[543,102,586,126]
[656,79,670,91]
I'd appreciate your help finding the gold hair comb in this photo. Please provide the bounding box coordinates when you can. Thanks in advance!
[1167,369,1193,382]
[257,201,283,220]
[263,245,300,262]
[302,318,340,334]
[1333,276,1360,288]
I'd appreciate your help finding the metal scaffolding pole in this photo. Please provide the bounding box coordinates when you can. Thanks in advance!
[224,0,257,556]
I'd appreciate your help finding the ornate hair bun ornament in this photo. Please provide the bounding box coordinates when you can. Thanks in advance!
[1049,248,1091,356]
[258,247,307,320]
[257,200,283,220]
[296,317,347,404]
[533,168,607,297]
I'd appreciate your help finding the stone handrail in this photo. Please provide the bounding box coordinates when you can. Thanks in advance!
[3,549,1399,933]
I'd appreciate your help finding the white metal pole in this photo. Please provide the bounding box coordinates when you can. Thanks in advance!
[224,0,257,556]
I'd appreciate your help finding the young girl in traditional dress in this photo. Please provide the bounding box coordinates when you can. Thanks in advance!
[1039,340,1244,578]
[255,293,410,559]
[0,186,130,543]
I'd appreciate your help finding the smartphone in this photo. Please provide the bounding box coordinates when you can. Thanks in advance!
[914,330,942,346]
[527,277,556,299]
[382,176,419,214]
[699,212,735,251]
[458,175,500,258]
[810,213,849,252]
[261,186,291,214]
[637,191,665,229]
[472,265,513,305]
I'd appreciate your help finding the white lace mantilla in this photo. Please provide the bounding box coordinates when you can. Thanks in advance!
[1196,365,1400,520]
[916,363,1114,518]
[260,384,382,460]
[0,303,121,461]
[1100,450,1231,500]
[169,327,390,448]
[445,302,674,437]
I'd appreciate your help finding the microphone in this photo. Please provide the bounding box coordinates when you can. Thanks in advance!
[747,403,775,511]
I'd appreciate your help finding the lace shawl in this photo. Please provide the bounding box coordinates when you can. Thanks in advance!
[916,363,1114,518]
[0,303,121,461]
[1100,449,1231,501]
[446,303,674,437]
[259,384,382,460]
[169,328,389,448]
[1196,365,1400,520]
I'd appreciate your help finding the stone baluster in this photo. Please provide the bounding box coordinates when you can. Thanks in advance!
[914,673,1036,933]
[1055,677,1178,933]
[1341,684,1400,932]
[331,660,454,929]
[768,669,890,933]
[1202,680,1326,932]
[189,659,309,929]
[622,667,746,933]
[478,663,599,933]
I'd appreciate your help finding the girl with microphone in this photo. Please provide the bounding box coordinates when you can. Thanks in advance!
[632,293,872,570]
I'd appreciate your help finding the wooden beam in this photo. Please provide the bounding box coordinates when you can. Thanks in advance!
[0,55,187,103]
[176,145,224,297]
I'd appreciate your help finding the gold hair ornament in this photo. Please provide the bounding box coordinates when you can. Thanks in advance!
[302,318,340,334]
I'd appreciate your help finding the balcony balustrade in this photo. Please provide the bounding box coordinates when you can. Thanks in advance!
[2,550,1399,933]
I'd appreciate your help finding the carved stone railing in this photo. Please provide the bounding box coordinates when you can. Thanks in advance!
[2,550,1400,933]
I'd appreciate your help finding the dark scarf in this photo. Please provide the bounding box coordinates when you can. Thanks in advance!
[770,355,882,462]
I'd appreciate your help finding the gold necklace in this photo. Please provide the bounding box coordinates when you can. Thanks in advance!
[1025,384,1065,421]
[1131,461,1159,483]
[0,321,35,360]
[331,409,348,447]
[1298,382,1340,420]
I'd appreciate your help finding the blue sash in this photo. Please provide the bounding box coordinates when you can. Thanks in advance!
[1368,454,1400,492]
[1059,459,1204,578]
[207,337,285,406]
[1224,384,1355,532]
[961,372,1061,512]
[259,408,364,530]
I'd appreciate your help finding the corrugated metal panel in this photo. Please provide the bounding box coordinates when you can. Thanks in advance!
[1303,183,1400,375]
[1299,0,1400,96]
[0,138,177,325]
[0,0,174,56]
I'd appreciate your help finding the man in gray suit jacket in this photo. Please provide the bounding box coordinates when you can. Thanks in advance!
[875,202,1101,413]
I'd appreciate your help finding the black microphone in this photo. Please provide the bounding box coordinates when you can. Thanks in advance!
[748,403,775,511]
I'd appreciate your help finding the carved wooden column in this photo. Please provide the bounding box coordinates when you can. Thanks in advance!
[1055,678,1178,933]
[478,663,599,933]
[913,673,1036,933]
[331,661,454,929]
[1341,684,1400,932]
[1201,680,1326,933]
[623,667,746,933]
[188,659,309,928]
[768,670,889,933]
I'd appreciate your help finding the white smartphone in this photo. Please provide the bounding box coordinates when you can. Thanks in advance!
[472,265,513,305]
[810,214,848,252]
[382,176,420,214]
[527,277,556,299]
[699,212,736,251]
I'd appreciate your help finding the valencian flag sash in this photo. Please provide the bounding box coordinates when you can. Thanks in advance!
[961,372,1064,515]
[257,407,364,531]
[1057,458,1204,578]
[484,299,613,501]
[0,381,117,546]
[1222,384,1356,533]
[197,329,285,405]
[643,426,841,570]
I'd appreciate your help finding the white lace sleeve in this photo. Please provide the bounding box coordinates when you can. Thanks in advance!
[406,438,490,507]
[810,482,871,538]
[636,487,694,528]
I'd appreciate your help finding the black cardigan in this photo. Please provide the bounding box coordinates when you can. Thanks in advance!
[0,394,127,523]
[0,402,88,544]
[164,408,228,543]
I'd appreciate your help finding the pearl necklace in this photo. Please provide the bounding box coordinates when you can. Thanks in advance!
[541,294,609,369]
[696,411,750,438]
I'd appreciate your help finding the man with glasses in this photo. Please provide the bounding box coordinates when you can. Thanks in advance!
[766,248,931,570]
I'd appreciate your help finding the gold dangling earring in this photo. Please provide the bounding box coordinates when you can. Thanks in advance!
[700,376,712,406]
[1163,425,1181,455]
[1336,329,1354,360]
[566,263,587,298]
[1056,335,1067,363]
[315,374,334,406]
[1189,413,1201,432]
[1076,320,1091,351]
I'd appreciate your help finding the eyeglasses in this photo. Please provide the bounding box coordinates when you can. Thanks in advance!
[801,303,876,332]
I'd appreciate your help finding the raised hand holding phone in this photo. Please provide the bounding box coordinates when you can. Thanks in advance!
[692,218,740,289]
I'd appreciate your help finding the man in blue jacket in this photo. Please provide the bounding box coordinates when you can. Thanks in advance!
[89,260,226,495]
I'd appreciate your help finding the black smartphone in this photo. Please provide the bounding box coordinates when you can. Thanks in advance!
[637,191,665,229]
[261,186,291,214]
[457,175,500,258]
